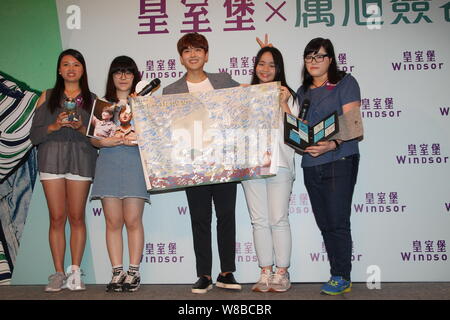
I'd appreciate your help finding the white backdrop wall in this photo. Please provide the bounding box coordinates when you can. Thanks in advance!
[13,0,450,284]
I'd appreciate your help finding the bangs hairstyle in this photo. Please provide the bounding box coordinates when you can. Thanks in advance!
[251,46,296,99]
[301,37,346,92]
[48,49,92,114]
[177,32,209,56]
[104,56,141,103]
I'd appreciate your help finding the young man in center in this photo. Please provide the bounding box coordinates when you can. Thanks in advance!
[162,32,241,294]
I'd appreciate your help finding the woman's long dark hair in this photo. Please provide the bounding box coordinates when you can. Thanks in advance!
[48,49,92,113]
[104,56,141,103]
[301,38,346,92]
[251,46,296,99]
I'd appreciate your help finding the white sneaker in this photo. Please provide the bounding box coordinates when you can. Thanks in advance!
[252,269,272,293]
[64,268,86,291]
[270,271,291,293]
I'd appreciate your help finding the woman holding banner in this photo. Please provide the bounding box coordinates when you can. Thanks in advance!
[241,46,299,293]
[297,38,362,295]
[90,56,149,293]
[30,49,97,292]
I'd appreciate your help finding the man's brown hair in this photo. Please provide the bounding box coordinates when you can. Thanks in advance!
[177,32,209,56]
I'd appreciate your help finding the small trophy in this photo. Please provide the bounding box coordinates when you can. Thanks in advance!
[64,97,79,122]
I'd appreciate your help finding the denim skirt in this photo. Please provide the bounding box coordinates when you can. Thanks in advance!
[90,145,150,202]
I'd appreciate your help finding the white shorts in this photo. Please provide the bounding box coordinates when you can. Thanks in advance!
[39,172,92,181]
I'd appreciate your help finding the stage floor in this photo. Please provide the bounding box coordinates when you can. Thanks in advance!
[1,282,449,300]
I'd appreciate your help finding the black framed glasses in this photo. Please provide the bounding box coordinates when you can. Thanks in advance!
[113,70,134,79]
[304,54,329,63]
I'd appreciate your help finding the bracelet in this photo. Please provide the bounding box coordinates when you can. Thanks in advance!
[332,139,340,150]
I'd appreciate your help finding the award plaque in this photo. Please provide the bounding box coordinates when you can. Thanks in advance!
[64,97,79,122]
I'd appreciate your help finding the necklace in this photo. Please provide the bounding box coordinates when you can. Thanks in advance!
[312,78,329,88]
[64,88,81,98]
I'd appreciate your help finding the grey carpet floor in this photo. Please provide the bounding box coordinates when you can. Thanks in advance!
[1,282,449,300]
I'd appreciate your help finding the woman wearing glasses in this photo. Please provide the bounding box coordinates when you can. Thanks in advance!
[297,38,362,295]
[90,56,149,293]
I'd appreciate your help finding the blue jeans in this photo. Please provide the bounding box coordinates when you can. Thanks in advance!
[303,154,360,281]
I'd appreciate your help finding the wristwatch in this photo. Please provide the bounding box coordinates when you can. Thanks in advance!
[332,139,340,150]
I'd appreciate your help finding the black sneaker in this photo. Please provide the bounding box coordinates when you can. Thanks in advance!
[216,273,242,290]
[192,276,213,294]
[106,270,127,292]
[122,271,141,292]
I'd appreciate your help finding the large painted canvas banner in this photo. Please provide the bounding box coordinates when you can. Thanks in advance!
[131,82,281,191]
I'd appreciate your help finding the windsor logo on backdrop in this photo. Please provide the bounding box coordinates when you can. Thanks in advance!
[396,143,449,165]
[289,192,313,215]
[401,240,448,262]
[236,241,258,263]
[219,56,255,78]
[143,242,185,264]
[440,106,449,117]
[177,205,189,216]
[354,192,407,214]
[92,207,102,216]
[392,50,444,71]
[141,58,185,81]
[361,97,402,119]
[310,242,363,263]
[337,52,355,73]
